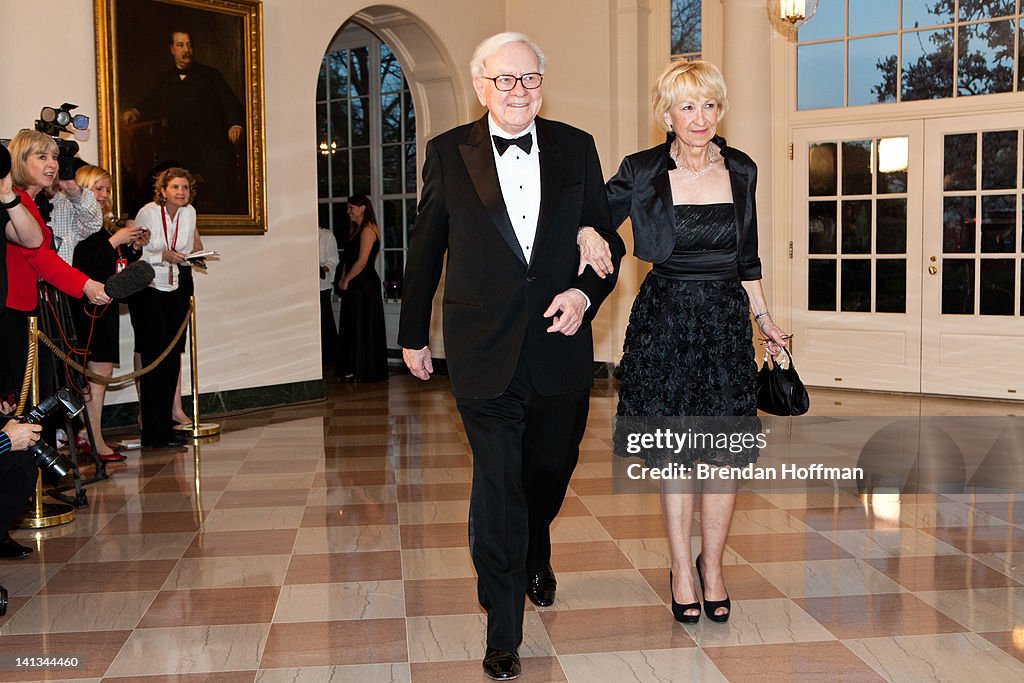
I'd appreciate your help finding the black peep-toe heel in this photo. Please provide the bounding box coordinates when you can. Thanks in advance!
[668,570,701,623]
[696,554,731,623]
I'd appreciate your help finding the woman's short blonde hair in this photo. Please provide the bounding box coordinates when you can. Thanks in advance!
[651,59,729,132]
[8,129,58,190]
[153,167,197,205]
[75,164,111,194]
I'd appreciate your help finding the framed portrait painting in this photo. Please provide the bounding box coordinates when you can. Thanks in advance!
[95,0,266,233]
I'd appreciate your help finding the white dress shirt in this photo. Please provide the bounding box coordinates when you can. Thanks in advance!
[318,227,339,292]
[489,117,540,263]
[135,201,197,292]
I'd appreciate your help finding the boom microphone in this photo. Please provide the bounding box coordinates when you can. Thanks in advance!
[104,260,155,299]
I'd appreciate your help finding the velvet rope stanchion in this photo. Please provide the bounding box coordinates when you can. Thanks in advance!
[174,296,220,438]
[16,316,75,530]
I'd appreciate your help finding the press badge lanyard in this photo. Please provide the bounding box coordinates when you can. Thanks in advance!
[161,207,180,286]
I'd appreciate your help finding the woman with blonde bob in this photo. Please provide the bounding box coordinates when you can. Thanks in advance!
[581,60,789,624]
[0,130,110,399]
[70,165,148,460]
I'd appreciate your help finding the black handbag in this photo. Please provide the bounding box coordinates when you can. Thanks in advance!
[756,348,810,416]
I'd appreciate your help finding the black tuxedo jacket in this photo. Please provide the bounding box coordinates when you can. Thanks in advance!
[398,115,625,399]
[606,133,762,280]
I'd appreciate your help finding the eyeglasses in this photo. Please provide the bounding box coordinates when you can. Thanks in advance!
[481,73,543,91]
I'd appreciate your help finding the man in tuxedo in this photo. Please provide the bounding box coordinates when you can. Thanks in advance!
[399,32,624,680]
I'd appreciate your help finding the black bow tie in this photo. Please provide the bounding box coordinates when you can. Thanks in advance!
[493,133,533,155]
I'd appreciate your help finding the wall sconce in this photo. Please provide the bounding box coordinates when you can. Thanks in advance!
[770,0,819,38]
[319,140,337,156]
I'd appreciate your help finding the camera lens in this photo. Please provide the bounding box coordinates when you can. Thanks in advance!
[29,443,73,484]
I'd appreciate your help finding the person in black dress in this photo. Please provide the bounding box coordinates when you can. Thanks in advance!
[334,195,387,382]
[70,165,148,461]
[582,60,788,624]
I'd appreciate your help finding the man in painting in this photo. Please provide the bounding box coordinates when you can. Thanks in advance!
[122,30,246,214]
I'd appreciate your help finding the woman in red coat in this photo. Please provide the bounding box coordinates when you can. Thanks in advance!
[0,130,110,398]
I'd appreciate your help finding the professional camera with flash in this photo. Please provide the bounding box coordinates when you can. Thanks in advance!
[18,388,83,483]
[34,103,90,180]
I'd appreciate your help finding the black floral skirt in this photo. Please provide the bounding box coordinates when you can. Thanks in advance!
[615,275,758,467]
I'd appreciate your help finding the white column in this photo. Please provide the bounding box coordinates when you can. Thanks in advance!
[720,0,777,288]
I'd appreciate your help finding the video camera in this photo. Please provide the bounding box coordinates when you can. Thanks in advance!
[17,388,83,484]
[34,103,89,181]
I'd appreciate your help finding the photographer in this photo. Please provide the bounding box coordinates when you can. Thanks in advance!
[50,163,104,265]
[0,130,111,399]
[0,405,41,559]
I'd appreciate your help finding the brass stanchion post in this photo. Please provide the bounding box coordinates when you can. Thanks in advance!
[17,316,75,529]
[175,296,219,438]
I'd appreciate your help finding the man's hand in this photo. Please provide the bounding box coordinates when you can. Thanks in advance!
[544,289,588,336]
[228,125,243,144]
[403,346,434,380]
[82,280,112,306]
[121,108,140,125]
[577,227,614,278]
[2,420,42,451]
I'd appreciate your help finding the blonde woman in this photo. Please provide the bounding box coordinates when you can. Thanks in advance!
[70,165,148,461]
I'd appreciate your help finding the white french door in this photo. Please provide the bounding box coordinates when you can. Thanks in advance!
[791,122,924,393]
[921,114,1024,399]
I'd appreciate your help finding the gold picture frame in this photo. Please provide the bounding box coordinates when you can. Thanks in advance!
[94,0,266,234]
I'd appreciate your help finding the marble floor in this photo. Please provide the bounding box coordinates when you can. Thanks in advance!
[2,375,1023,682]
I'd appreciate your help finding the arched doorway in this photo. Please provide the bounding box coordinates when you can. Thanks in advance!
[315,7,467,348]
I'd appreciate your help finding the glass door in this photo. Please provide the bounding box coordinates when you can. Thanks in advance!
[792,122,924,392]
[922,114,1024,399]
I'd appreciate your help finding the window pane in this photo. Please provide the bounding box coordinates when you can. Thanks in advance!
[798,0,844,41]
[849,35,897,105]
[982,130,1018,190]
[317,152,329,198]
[381,93,400,144]
[349,47,370,97]
[979,259,1015,315]
[332,203,349,243]
[876,259,907,313]
[981,194,1016,253]
[382,144,401,194]
[351,147,371,195]
[380,43,403,93]
[318,202,330,231]
[384,250,404,299]
[944,133,977,191]
[328,50,347,100]
[351,97,370,146]
[798,42,844,110]
[809,143,838,196]
[809,201,838,254]
[959,0,1014,22]
[841,260,872,312]
[842,140,873,195]
[403,91,416,138]
[848,0,898,36]
[942,260,975,314]
[958,20,1015,96]
[877,137,908,193]
[405,143,417,193]
[316,59,327,101]
[841,200,872,254]
[808,260,837,311]
[382,199,402,249]
[877,198,907,253]
[901,28,954,101]
[670,0,701,55]
[943,196,976,253]
[1020,22,1024,92]
[332,152,349,198]
[903,0,953,29]
[405,198,417,243]
[330,100,349,149]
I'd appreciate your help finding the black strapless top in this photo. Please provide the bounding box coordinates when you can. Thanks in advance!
[652,203,738,280]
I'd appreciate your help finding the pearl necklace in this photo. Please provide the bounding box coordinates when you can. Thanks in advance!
[671,144,717,178]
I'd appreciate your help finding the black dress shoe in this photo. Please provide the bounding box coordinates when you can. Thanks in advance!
[482,648,521,681]
[526,564,557,607]
[0,535,33,559]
